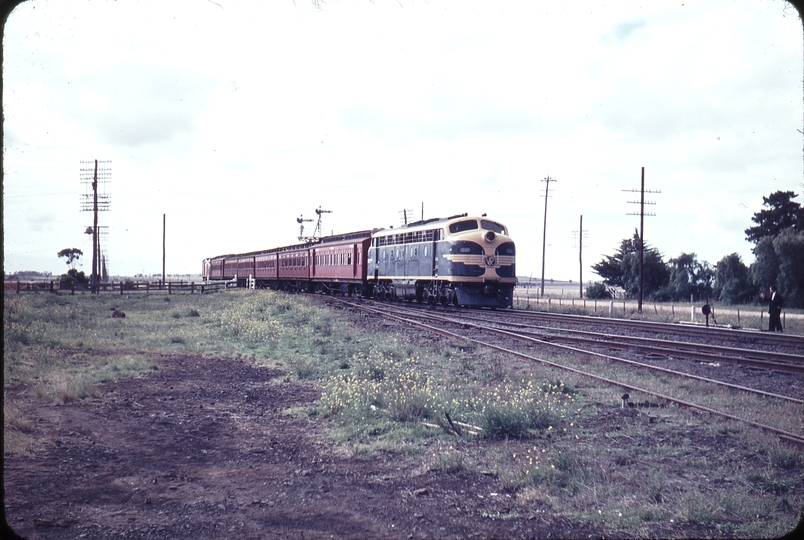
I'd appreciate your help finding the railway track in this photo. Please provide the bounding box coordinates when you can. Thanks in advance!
[328,297,804,446]
[414,310,804,375]
[499,307,804,350]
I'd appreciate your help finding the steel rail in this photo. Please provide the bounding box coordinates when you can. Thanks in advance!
[517,330,804,374]
[337,299,804,446]
[379,303,804,405]
[519,330,804,374]
[413,302,804,349]
[502,308,804,349]
[437,314,804,374]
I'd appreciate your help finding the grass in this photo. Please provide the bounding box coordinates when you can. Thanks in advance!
[4,288,803,537]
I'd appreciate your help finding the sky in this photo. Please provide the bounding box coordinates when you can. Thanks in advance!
[3,0,803,282]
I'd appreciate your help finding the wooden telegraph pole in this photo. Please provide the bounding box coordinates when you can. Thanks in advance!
[573,215,589,298]
[578,215,584,299]
[623,167,659,313]
[539,176,556,297]
[80,160,111,293]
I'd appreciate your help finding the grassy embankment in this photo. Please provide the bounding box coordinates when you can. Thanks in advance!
[4,290,803,537]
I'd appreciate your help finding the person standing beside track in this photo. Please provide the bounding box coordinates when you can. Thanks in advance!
[759,285,784,332]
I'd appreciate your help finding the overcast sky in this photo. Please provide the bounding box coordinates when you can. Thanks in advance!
[3,0,802,282]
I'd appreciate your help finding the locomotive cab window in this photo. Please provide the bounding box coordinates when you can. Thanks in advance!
[481,220,506,235]
[449,220,478,234]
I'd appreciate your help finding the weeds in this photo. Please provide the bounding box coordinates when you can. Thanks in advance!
[4,289,803,538]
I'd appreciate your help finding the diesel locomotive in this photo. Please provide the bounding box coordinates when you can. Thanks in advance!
[202,213,516,308]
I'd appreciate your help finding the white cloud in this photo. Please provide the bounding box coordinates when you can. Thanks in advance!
[3,0,802,280]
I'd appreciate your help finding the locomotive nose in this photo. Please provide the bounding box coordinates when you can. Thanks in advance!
[484,231,496,242]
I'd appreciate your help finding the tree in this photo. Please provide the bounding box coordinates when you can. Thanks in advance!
[744,191,803,244]
[585,282,612,300]
[660,253,714,302]
[714,253,754,305]
[57,248,83,270]
[621,248,669,300]
[592,230,669,299]
[772,229,804,309]
[749,237,779,291]
[749,229,804,309]
[591,232,640,289]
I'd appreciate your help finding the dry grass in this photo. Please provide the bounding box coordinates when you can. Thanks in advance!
[4,289,803,537]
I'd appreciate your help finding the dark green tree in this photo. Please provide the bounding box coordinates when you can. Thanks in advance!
[744,191,803,244]
[585,282,612,300]
[592,230,669,299]
[591,232,640,289]
[714,253,754,305]
[749,236,779,291]
[749,230,804,309]
[773,229,804,308]
[658,253,714,302]
[621,248,669,300]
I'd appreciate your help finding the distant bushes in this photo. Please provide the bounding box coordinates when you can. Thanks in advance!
[585,282,611,300]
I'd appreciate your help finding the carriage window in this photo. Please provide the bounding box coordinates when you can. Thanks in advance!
[449,220,478,233]
[481,220,506,235]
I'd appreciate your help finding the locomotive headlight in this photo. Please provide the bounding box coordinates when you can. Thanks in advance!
[484,231,496,242]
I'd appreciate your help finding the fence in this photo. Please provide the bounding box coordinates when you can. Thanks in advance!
[4,280,235,295]
[512,292,801,332]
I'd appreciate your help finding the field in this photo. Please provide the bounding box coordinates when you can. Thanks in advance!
[4,290,803,539]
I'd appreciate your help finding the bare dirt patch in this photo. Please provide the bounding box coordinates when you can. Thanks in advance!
[5,353,595,540]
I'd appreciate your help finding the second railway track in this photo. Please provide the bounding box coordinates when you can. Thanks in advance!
[329,297,804,446]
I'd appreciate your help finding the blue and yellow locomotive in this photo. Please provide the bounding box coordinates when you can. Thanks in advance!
[367,214,516,308]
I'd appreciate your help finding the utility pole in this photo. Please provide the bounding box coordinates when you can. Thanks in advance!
[577,215,587,299]
[92,161,99,290]
[572,215,588,298]
[540,176,556,297]
[623,167,659,313]
[162,214,166,285]
[399,208,415,225]
[80,160,111,293]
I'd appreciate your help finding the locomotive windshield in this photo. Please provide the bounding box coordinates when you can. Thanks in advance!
[481,220,506,235]
[449,220,478,233]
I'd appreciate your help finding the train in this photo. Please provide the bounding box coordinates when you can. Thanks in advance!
[202,213,516,308]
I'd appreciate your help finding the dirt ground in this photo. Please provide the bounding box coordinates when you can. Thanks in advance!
[4,353,606,540]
